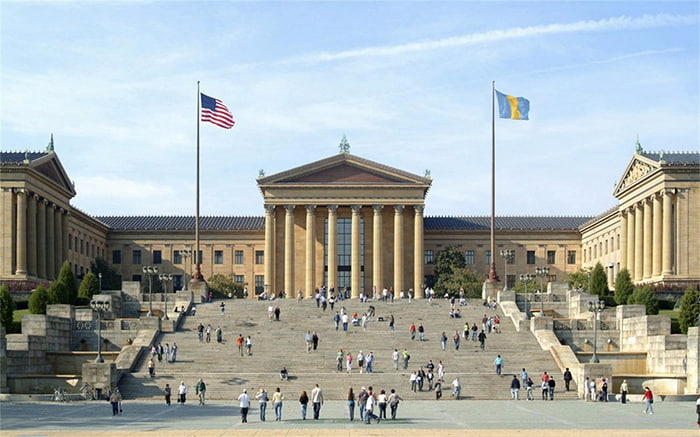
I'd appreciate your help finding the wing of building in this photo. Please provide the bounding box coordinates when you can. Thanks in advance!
[1,141,698,297]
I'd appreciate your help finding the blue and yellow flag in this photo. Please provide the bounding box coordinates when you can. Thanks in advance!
[496,90,530,120]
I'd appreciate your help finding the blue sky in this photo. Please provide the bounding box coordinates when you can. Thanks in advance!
[2,1,698,217]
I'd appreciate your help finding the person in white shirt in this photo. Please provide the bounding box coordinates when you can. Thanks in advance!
[177,381,187,404]
[311,384,324,419]
[392,349,399,370]
[238,389,250,423]
[451,377,462,399]
[365,387,378,423]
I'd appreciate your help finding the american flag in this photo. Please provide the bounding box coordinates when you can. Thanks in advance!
[200,93,235,129]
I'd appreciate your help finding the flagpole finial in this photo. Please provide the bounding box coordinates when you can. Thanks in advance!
[339,134,350,154]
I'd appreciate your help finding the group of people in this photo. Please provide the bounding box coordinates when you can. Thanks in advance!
[148,342,178,375]
[238,384,326,423]
[163,379,207,406]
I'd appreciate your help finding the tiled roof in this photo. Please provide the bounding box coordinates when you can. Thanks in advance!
[95,216,265,231]
[0,151,50,164]
[424,216,593,230]
[641,151,699,165]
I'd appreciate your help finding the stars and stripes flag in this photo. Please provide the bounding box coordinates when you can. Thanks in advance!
[200,93,235,129]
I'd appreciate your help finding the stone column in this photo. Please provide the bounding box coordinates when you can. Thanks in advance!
[27,194,38,276]
[372,205,384,296]
[14,189,28,275]
[55,206,63,274]
[619,210,627,271]
[46,203,56,280]
[393,205,405,296]
[327,205,338,294]
[0,189,15,276]
[643,198,653,280]
[633,202,643,282]
[284,205,295,297]
[662,190,674,275]
[652,193,663,277]
[264,205,275,294]
[414,205,424,299]
[62,212,69,265]
[350,205,362,299]
[305,205,316,298]
[626,207,635,279]
[37,199,47,279]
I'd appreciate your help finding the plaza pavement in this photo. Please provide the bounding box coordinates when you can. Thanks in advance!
[1,398,697,437]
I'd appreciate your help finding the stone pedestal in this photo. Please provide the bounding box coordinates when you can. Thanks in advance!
[482,280,500,304]
[188,281,207,302]
[82,362,119,396]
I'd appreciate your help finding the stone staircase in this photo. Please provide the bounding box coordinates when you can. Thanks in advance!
[119,297,578,401]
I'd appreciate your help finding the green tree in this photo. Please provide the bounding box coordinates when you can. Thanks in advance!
[207,274,243,298]
[433,246,467,294]
[567,267,593,291]
[57,261,78,304]
[90,258,122,291]
[512,275,537,294]
[678,287,700,334]
[47,281,69,305]
[78,272,100,300]
[0,284,15,327]
[627,285,659,315]
[435,267,482,298]
[590,262,609,296]
[613,269,634,305]
[29,285,50,314]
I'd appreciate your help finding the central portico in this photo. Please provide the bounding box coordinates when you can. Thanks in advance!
[257,144,432,299]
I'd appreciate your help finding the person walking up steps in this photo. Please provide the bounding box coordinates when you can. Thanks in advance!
[237,389,250,423]
[195,378,206,405]
[494,355,503,375]
[510,375,520,400]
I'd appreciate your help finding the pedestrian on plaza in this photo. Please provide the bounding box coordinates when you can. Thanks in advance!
[388,388,403,419]
[600,378,608,402]
[510,375,520,400]
[358,387,369,422]
[541,380,549,400]
[402,349,410,370]
[177,381,187,404]
[451,377,462,400]
[305,331,313,353]
[164,384,171,405]
[526,377,535,401]
[620,379,628,404]
[392,349,400,370]
[195,378,206,405]
[148,358,156,377]
[312,331,319,350]
[548,377,556,400]
[171,342,178,362]
[453,331,460,350]
[584,376,591,401]
[346,352,353,373]
[365,386,378,424]
[478,330,487,351]
[409,322,416,340]
[109,387,122,416]
[245,335,253,355]
[299,390,309,420]
[642,386,654,414]
[377,389,388,420]
[347,387,356,421]
[695,394,700,427]
[563,367,573,391]
[272,387,284,421]
[494,355,503,375]
[255,388,268,421]
[441,331,448,351]
[311,383,324,419]
[588,378,597,402]
[237,389,250,423]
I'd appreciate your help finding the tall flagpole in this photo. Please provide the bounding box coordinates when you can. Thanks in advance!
[487,80,499,282]
[193,81,202,281]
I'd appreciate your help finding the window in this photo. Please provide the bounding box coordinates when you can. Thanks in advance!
[173,251,182,264]
[485,250,491,266]
[424,250,434,265]
[80,239,84,255]
[132,250,142,265]
[196,250,203,264]
[214,250,224,264]
[234,274,244,283]
[255,250,264,264]
[567,250,576,265]
[465,250,475,265]
[255,275,264,294]
[112,250,122,265]
[132,274,142,282]
[173,275,183,290]
[526,250,536,265]
[68,234,73,250]
[617,234,620,250]
[547,250,556,264]
[153,250,162,264]
[506,274,515,289]
[235,250,244,265]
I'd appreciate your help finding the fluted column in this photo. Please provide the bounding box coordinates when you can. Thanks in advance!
[350,205,362,299]
[662,190,674,275]
[305,205,316,298]
[27,194,38,276]
[327,205,338,293]
[619,210,628,271]
[37,199,47,279]
[14,189,28,275]
[393,205,405,296]
[414,205,424,299]
[652,193,663,277]
[633,202,643,282]
[643,198,653,279]
[372,205,384,295]
[284,205,295,297]
[55,207,63,273]
[46,203,55,280]
[1,189,15,276]
[61,211,69,266]
[626,207,635,279]
[264,205,275,293]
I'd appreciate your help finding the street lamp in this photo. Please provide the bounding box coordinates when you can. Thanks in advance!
[520,273,535,315]
[587,299,606,363]
[142,266,159,316]
[178,249,192,291]
[535,266,549,315]
[500,250,515,291]
[98,273,102,294]
[90,299,110,363]
[159,273,173,320]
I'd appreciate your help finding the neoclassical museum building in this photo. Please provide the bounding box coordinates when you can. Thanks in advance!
[1,139,698,298]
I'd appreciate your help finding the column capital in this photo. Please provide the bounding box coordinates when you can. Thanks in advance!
[327,204,338,214]
[305,204,317,215]
[372,204,384,214]
[264,204,276,214]
[284,204,296,214]
[12,188,28,196]
[393,205,405,215]
[351,205,362,215]
[414,205,424,215]
[661,188,677,197]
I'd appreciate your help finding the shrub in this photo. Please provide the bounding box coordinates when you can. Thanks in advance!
[29,286,49,314]
[0,284,15,327]
[627,285,659,315]
[613,269,633,305]
[679,287,700,335]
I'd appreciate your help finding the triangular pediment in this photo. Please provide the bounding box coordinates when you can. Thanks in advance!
[613,154,659,197]
[283,162,408,184]
[32,153,77,197]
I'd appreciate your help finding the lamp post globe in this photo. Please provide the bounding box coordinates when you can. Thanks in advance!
[500,250,515,291]
[142,266,158,317]
[535,267,550,315]
[90,299,110,363]
[159,273,173,320]
[587,299,606,363]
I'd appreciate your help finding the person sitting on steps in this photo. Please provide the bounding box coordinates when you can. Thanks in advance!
[280,367,289,381]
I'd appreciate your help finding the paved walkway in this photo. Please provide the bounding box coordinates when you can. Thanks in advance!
[1,399,698,436]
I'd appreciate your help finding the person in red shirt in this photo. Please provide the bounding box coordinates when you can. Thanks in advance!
[541,371,550,383]
[642,386,654,414]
